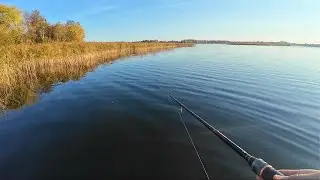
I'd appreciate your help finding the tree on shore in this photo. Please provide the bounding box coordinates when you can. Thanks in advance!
[0,4,23,45]
[0,3,85,45]
[65,20,85,42]
[50,22,67,42]
[24,10,50,43]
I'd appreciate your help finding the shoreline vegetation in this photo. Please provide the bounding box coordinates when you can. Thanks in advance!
[0,4,193,111]
[0,42,193,111]
[182,40,320,47]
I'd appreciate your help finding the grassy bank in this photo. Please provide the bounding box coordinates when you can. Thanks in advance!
[0,42,193,110]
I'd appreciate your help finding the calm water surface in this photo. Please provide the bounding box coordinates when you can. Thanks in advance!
[1,45,320,180]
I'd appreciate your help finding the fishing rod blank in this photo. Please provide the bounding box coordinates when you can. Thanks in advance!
[166,93,284,180]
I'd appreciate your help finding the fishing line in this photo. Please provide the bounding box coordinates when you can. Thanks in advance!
[161,86,211,180]
[165,90,284,180]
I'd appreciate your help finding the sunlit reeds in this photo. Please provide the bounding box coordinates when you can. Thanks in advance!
[0,42,193,110]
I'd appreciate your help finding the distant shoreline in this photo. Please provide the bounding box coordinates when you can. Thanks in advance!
[181,40,320,48]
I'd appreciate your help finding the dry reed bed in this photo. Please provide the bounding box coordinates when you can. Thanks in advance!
[0,42,193,110]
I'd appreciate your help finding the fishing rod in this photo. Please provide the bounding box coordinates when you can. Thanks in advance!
[166,92,284,180]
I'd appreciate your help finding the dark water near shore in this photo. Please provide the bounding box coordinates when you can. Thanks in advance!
[1,45,320,180]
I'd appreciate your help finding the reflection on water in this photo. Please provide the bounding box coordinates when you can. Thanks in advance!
[0,48,178,112]
[1,45,320,180]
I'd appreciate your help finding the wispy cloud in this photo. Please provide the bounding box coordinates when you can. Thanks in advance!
[72,4,116,18]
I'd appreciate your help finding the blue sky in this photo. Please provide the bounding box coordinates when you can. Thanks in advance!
[3,0,320,43]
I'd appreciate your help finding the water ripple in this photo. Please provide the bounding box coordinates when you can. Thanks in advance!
[2,45,320,180]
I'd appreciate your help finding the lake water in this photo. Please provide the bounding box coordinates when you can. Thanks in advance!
[1,45,320,180]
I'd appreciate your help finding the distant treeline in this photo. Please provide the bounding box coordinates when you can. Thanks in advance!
[182,39,320,47]
[140,40,184,43]
[0,4,85,45]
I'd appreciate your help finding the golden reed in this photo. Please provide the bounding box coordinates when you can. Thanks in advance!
[0,42,193,110]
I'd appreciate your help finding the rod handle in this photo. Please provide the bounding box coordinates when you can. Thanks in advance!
[252,158,284,180]
[261,166,284,180]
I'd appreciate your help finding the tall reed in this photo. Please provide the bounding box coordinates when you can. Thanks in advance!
[0,42,193,110]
